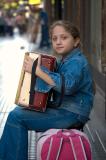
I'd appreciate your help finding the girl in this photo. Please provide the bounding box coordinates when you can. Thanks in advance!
[0,20,94,160]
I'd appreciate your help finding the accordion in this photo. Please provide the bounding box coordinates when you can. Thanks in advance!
[15,52,56,112]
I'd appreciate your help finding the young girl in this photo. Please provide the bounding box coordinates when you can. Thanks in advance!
[0,20,94,160]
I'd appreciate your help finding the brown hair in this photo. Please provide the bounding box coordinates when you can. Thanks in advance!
[49,20,80,39]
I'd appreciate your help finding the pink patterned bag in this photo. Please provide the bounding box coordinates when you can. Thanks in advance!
[37,129,92,160]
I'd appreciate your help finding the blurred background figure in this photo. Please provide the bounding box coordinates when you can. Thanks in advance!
[28,4,51,51]
[0,10,7,36]
[27,5,40,50]
[5,12,14,37]
[15,13,27,35]
[38,7,50,49]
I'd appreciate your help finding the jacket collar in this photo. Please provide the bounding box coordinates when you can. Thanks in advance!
[61,48,81,62]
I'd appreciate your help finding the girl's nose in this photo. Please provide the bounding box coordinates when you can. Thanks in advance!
[56,38,61,44]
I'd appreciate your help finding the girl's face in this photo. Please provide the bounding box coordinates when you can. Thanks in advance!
[51,26,80,56]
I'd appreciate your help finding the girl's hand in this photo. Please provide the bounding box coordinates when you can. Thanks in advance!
[23,56,34,73]
[35,54,55,86]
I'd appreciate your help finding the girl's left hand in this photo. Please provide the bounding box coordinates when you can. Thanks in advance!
[23,56,34,73]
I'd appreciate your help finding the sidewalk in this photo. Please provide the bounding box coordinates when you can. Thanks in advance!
[86,85,106,159]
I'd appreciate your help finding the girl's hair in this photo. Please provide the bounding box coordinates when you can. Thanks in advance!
[49,20,80,39]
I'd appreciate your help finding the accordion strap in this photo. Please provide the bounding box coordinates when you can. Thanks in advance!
[29,59,38,105]
[47,74,65,108]
[58,74,65,107]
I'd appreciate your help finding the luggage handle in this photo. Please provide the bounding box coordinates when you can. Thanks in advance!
[56,129,79,138]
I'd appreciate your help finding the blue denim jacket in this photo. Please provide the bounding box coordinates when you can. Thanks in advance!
[34,48,94,118]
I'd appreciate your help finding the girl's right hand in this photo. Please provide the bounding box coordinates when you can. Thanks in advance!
[35,54,55,86]
[23,56,34,73]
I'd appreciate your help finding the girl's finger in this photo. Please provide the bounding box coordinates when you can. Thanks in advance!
[37,55,41,66]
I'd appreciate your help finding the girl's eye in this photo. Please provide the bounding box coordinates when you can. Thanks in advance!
[52,37,57,41]
[52,35,68,42]
[61,36,67,40]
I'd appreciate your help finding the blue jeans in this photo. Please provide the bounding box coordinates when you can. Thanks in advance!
[0,105,88,160]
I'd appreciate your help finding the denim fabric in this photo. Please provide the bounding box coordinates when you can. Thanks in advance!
[35,48,94,118]
[0,106,88,160]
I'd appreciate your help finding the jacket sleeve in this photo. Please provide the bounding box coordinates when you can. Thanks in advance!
[34,66,62,93]
[34,60,83,95]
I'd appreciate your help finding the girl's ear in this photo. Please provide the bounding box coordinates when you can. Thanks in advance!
[74,38,80,47]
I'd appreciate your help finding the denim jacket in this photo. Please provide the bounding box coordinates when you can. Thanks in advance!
[34,48,94,118]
